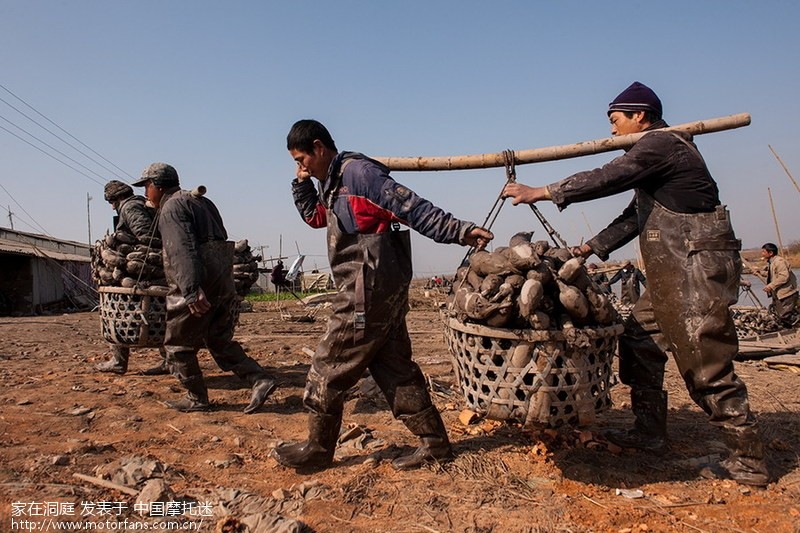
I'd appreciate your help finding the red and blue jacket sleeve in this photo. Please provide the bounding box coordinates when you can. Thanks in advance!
[292,178,327,228]
[342,159,474,244]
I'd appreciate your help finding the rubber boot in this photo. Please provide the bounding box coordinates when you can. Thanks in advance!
[392,407,454,470]
[231,359,277,414]
[604,389,668,455]
[166,375,210,412]
[243,378,277,414]
[273,411,342,470]
[700,425,770,487]
[141,349,170,376]
[95,345,129,375]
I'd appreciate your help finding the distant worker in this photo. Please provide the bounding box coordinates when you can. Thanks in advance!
[587,263,612,296]
[132,163,277,413]
[502,81,769,486]
[759,242,798,328]
[607,260,647,304]
[273,119,493,472]
[95,180,169,376]
[271,259,287,288]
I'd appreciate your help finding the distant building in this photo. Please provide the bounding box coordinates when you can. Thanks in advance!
[0,228,94,315]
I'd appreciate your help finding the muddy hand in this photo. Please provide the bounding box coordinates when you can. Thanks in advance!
[570,244,594,258]
[503,183,550,205]
[465,227,494,250]
[188,288,211,317]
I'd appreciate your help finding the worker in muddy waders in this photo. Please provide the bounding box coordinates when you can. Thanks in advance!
[95,179,169,376]
[132,163,277,414]
[273,119,493,471]
[503,82,769,487]
[607,260,647,305]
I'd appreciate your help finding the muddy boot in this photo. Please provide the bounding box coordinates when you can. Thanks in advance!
[392,407,454,470]
[700,425,770,487]
[166,375,210,412]
[230,359,277,414]
[243,378,277,414]
[95,345,129,375]
[141,349,170,376]
[272,411,342,470]
[140,361,170,376]
[604,389,668,455]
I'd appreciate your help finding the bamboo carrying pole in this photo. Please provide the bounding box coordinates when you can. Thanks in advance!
[375,113,751,171]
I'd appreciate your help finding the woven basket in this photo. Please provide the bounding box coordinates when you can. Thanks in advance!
[443,315,622,428]
[99,287,244,348]
[99,286,169,347]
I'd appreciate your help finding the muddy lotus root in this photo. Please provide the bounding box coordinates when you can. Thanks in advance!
[232,239,262,296]
[447,233,620,331]
[91,229,166,288]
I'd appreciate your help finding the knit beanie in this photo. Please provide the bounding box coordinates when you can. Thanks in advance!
[608,81,662,118]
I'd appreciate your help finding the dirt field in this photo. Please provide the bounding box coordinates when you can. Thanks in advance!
[1,288,799,533]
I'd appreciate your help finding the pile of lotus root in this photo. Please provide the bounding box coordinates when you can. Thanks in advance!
[732,306,785,339]
[92,231,261,296]
[447,232,619,330]
[91,230,166,289]
[233,239,261,296]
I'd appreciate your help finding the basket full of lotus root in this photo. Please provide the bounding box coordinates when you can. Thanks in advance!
[443,232,623,428]
[93,230,259,345]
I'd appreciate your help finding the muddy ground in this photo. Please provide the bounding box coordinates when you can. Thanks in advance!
[1,287,799,533]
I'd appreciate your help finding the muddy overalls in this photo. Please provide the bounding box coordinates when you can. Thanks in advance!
[303,190,439,437]
[618,192,767,477]
[276,154,458,469]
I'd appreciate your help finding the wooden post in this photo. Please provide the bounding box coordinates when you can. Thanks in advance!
[769,145,800,196]
[767,187,786,255]
[86,192,92,244]
[581,211,593,236]
[376,113,751,171]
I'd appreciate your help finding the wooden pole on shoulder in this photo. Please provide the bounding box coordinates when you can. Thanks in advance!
[376,113,751,171]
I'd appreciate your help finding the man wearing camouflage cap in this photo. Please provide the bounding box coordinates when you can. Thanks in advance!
[95,180,169,376]
[132,163,277,413]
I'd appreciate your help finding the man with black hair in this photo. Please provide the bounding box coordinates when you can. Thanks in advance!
[95,180,169,376]
[503,82,769,487]
[133,163,277,413]
[759,242,798,327]
[274,119,493,471]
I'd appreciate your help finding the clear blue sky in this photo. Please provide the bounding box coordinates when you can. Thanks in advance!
[2,2,799,277]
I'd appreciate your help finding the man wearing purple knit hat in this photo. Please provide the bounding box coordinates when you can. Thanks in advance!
[503,82,769,487]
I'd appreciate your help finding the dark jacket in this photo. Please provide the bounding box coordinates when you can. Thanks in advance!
[546,121,721,260]
[157,189,228,304]
[116,195,158,242]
